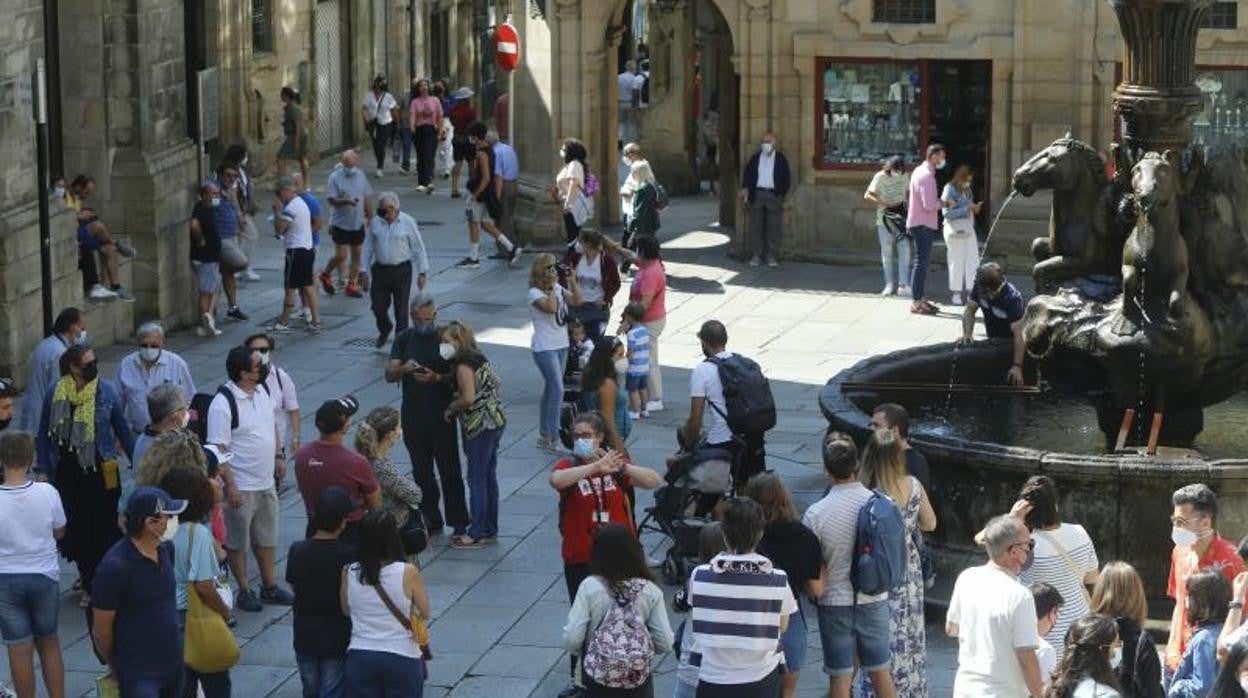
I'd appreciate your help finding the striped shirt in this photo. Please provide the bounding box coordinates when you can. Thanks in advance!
[1019,523,1098,663]
[690,552,797,685]
[802,482,888,607]
[626,326,650,377]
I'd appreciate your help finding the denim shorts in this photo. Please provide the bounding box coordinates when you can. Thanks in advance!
[625,373,649,392]
[0,573,59,644]
[780,610,808,673]
[816,601,891,676]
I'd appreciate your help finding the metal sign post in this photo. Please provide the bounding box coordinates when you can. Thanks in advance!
[34,58,53,336]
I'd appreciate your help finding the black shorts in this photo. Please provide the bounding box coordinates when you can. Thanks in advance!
[284,248,315,289]
[330,226,365,246]
[452,135,474,162]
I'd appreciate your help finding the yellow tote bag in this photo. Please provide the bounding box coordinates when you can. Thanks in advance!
[183,524,240,673]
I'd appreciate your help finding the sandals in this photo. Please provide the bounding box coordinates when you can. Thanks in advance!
[910,303,939,315]
[450,535,486,549]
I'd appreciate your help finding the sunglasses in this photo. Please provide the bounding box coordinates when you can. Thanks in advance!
[1011,539,1036,553]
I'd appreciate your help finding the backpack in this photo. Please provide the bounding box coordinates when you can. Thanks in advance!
[654,182,670,211]
[706,354,776,435]
[584,171,599,197]
[582,580,654,689]
[190,382,270,444]
[850,490,908,597]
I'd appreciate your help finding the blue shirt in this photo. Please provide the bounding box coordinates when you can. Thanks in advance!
[18,334,70,432]
[208,178,240,238]
[173,522,220,611]
[970,282,1026,339]
[115,350,196,435]
[298,192,321,246]
[325,167,373,231]
[492,142,519,181]
[1169,624,1219,697]
[91,538,181,683]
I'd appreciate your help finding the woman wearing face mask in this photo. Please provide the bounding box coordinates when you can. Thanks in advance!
[36,344,135,610]
[579,337,631,452]
[563,230,622,338]
[941,165,983,306]
[363,76,399,178]
[158,464,234,698]
[190,181,225,336]
[529,253,582,452]
[440,321,506,550]
[552,139,591,243]
[1209,637,1248,698]
[355,406,424,537]
[1091,562,1164,698]
[1046,614,1124,697]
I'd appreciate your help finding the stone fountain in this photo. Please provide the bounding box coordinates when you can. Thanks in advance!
[821,0,1248,614]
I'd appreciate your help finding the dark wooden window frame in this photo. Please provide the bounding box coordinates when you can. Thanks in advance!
[872,0,936,24]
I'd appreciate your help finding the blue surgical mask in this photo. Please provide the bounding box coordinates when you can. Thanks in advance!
[414,322,436,337]
[573,438,596,459]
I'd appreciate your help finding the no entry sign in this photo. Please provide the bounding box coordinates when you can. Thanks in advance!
[495,23,520,72]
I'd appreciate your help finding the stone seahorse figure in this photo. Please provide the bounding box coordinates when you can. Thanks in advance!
[1115,151,1189,335]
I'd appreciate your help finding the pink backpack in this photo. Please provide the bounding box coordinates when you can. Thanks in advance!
[582,580,653,689]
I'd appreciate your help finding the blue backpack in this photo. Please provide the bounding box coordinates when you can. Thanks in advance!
[850,490,908,597]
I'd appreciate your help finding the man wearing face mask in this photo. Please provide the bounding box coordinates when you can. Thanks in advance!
[189,181,225,336]
[131,384,190,471]
[19,307,86,433]
[907,144,948,315]
[91,486,187,697]
[246,334,301,465]
[363,191,429,348]
[739,131,791,267]
[116,322,196,436]
[322,150,374,298]
[386,295,469,538]
[1166,483,1245,672]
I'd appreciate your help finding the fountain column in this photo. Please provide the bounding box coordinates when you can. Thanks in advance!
[1111,0,1212,158]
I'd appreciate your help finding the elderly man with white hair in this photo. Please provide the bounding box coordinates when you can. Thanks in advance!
[946,514,1045,698]
[362,190,429,348]
[322,149,374,298]
[115,322,196,436]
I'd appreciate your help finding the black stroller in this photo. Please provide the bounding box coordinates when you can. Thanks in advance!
[638,445,734,585]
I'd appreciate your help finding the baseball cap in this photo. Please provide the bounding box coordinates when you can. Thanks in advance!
[450,86,474,99]
[315,395,360,434]
[126,486,188,521]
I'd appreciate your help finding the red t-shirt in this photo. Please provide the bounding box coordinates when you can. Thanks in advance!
[629,260,666,323]
[450,102,477,135]
[294,441,379,523]
[1166,535,1245,669]
[554,458,635,565]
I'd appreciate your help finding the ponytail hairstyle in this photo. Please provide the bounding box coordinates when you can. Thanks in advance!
[1047,615,1122,698]
[355,406,401,460]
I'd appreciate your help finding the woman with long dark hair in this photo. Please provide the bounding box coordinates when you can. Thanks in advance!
[1209,637,1248,698]
[552,138,591,243]
[1046,614,1124,697]
[341,511,431,696]
[580,336,630,452]
[562,524,673,697]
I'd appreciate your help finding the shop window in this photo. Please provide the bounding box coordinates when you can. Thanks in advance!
[1202,2,1238,29]
[1193,67,1248,150]
[252,0,274,54]
[818,59,923,168]
[872,0,936,24]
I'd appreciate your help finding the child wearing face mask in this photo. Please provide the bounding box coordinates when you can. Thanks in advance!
[1171,570,1232,697]
[1030,582,1065,690]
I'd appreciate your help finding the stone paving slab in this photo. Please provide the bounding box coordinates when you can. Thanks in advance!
[0,155,980,696]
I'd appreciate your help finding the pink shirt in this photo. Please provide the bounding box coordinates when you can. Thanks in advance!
[409,95,443,130]
[906,162,941,230]
[630,260,667,323]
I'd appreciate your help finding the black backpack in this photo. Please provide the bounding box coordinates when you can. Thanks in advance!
[189,382,270,444]
[706,354,776,435]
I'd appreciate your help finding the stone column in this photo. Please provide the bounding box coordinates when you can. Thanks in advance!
[1111,0,1212,157]
[635,0,698,194]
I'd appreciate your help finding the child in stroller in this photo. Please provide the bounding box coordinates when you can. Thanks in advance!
[638,442,734,585]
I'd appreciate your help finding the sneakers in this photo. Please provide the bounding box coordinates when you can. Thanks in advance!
[627,411,641,420]
[415,185,428,194]
[345,282,364,298]
[235,589,262,612]
[766,257,779,268]
[424,183,435,195]
[645,400,665,413]
[201,313,222,337]
[507,245,523,268]
[319,271,336,295]
[271,321,292,333]
[242,269,261,282]
[375,170,384,179]
[259,585,294,605]
[898,284,912,297]
[116,241,137,258]
[454,257,480,269]
[748,256,761,267]
[226,306,249,322]
[375,329,392,348]
[881,284,897,296]
[951,292,964,306]
[88,284,118,300]
[112,286,135,302]
[640,410,650,419]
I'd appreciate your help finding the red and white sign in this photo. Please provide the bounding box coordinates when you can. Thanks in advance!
[495,23,520,72]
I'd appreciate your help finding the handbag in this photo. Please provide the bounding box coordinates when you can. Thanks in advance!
[400,508,429,556]
[183,524,240,673]
[373,575,433,660]
[570,189,595,227]
[882,205,909,241]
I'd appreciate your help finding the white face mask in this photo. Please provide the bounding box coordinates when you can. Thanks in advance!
[52,186,66,199]
[255,350,272,366]
[439,342,456,360]
[574,240,585,255]
[1172,526,1199,548]
[139,347,161,363]
[761,142,775,154]
[75,330,89,346]
[614,358,629,375]
[936,158,948,170]
[180,411,191,429]
[159,515,179,543]
[211,197,222,208]
[1109,645,1122,670]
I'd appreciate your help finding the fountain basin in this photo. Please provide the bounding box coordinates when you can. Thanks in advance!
[820,341,1248,616]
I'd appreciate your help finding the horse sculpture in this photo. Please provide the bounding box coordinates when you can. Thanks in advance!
[1116,152,1190,335]
[1013,136,1124,294]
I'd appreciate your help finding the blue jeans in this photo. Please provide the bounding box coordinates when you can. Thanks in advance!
[119,674,180,698]
[877,224,913,290]
[399,128,413,171]
[344,649,424,698]
[779,609,807,674]
[908,225,936,300]
[532,348,567,439]
[296,652,346,698]
[0,573,59,644]
[464,427,503,540]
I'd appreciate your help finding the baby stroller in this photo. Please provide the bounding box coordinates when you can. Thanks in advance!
[639,445,734,585]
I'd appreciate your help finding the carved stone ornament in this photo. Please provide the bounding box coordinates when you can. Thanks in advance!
[837,0,973,44]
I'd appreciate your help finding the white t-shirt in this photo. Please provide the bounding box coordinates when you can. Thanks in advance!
[1072,678,1121,698]
[689,351,733,445]
[207,381,278,492]
[1036,637,1057,689]
[364,91,398,125]
[280,195,314,250]
[1019,523,1098,661]
[617,71,643,105]
[265,366,299,450]
[529,285,570,352]
[575,255,604,304]
[947,564,1039,698]
[0,481,67,579]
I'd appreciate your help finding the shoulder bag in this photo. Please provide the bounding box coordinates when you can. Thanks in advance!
[399,508,429,556]
[183,524,240,673]
[1035,529,1093,606]
[373,572,434,660]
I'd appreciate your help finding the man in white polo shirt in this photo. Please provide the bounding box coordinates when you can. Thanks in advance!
[272,176,320,333]
[208,346,293,612]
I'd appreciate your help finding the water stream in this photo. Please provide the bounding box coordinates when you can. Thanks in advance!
[979,189,1020,261]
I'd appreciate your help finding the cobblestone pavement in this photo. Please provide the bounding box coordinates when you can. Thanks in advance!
[4,157,970,696]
